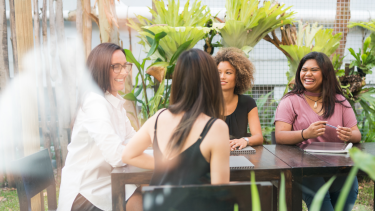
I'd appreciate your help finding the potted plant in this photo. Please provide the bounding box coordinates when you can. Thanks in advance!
[125,0,212,119]
[264,21,342,93]
[213,0,295,55]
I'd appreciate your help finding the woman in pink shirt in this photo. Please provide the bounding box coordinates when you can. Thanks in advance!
[275,52,361,211]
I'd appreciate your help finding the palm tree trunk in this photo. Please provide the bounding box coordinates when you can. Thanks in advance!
[77,0,92,58]
[83,0,92,57]
[34,0,49,160]
[0,0,9,188]
[54,0,68,181]
[0,0,9,94]
[8,0,18,75]
[15,0,42,208]
[41,0,52,159]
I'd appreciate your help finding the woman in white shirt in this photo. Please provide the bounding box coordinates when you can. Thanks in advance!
[58,43,140,211]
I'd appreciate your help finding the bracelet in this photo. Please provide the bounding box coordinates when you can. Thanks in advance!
[301,129,307,141]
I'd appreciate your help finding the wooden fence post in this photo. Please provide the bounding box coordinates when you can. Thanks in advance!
[15,0,42,209]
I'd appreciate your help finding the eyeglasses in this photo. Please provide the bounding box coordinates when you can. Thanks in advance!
[111,62,132,74]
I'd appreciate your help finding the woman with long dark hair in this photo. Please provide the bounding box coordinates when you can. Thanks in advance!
[275,52,360,210]
[214,48,263,150]
[122,48,230,185]
[58,43,141,211]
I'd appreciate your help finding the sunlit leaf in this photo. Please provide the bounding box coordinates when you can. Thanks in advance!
[123,92,137,101]
[279,173,287,211]
[349,148,375,180]
[250,171,261,211]
[146,32,167,58]
[218,0,295,53]
[334,166,358,211]
[124,49,141,71]
[310,176,336,211]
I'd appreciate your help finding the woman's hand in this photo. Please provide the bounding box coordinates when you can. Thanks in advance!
[304,121,327,139]
[337,125,352,142]
[229,138,247,151]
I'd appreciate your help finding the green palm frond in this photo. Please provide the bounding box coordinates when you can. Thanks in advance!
[128,0,211,62]
[312,29,342,56]
[348,21,375,32]
[129,0,211,29]
[215,0,295,54]
[141,26,210,61]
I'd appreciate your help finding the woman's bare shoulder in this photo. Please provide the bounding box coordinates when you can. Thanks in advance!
[206,118,229,140]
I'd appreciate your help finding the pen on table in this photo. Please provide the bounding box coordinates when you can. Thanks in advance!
[324,123,337,129]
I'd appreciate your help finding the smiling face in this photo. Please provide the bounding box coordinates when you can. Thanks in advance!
[300,59,323,93]
[109,50,128,96]
[218,61,236,92]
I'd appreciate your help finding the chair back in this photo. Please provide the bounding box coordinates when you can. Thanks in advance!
[12,149,57,211]
[142,182,273,211]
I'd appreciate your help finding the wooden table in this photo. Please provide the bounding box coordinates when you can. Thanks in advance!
[112,145,292,211]
[264,142,375,211]
[112,143,375,211]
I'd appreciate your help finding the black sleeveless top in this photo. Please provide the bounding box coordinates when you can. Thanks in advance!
[149,110,217,186]
[225,95,257,139]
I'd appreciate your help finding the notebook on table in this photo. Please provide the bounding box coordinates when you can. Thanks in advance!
[230,146,256,155]
[300,142,353,154]
[229,156,254,170]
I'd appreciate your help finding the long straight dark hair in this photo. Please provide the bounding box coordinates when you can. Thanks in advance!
[166,49,225,157]
[284,51,347,119]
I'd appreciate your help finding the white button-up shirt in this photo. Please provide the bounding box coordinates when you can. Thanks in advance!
[58,92,137,211]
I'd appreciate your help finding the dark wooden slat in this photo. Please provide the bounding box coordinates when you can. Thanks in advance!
[46,183,57,210]
[272,181,278,211]
[40,191,44,211]
[291,169,302,211]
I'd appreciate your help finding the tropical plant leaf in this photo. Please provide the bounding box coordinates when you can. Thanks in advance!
[128,0,211,61]
[149,79,165,116]
[312,29,342,56]
[141,26,209,62]
[124,49,141,71]
[146,32,167,58]
[123,92,137,101]
[348,21,375,32]
[334,166,359,211]
[132,72,140,94]
[134,86,142,98]
[250,171,261,211]
[170,39,193,64]
[279,173,287,211]
[218,0,295,53]
[256,91,273,110]
[309,176,336,211]
[349,146,375,180]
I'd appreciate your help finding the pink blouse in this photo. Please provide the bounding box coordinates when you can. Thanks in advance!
[275,94,357,146]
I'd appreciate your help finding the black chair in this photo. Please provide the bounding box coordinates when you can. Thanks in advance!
[142,182,273,211]
[12,149,57,211]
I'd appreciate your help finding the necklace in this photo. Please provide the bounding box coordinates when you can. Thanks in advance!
[304,94,322,109]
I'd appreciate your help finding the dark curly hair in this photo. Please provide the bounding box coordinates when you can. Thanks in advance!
[214,47,255,94]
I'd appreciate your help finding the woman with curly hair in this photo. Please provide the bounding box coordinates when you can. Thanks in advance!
[214,48,263,150]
